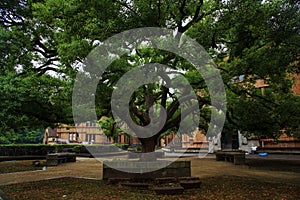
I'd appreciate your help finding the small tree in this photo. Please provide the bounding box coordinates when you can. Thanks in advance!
[98,117,123,143]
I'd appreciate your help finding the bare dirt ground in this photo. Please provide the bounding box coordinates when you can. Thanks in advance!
[0,155,299,186]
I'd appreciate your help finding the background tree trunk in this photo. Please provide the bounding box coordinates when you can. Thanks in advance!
[139,136,158,153]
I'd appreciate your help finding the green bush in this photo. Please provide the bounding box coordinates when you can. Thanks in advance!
[136,145,142,152]
[0,144,123,156]
[72,145,88,154]
[0,144,85,156]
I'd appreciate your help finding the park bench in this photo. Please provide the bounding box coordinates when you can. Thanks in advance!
[46,152,76,166]
[215,151,245,165]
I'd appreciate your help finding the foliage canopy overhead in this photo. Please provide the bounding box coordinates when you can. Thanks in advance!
[0,0,299,145]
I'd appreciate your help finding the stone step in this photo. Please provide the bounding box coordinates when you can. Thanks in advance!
[179,180,202,189]
[121,182,150,190]
[153,186,184,195]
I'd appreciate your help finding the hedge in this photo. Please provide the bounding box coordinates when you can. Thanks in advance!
[0,144,126,157]
[0,144,85,156]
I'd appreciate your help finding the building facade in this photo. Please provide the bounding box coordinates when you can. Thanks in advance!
[44,121,108,144]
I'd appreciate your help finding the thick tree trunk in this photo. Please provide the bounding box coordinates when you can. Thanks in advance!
[139,135,159,161]
[140,137,157,153]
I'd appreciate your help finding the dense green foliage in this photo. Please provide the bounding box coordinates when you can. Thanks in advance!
[0,0,299,145]
[98,117,123,142]
[0,128,43,144]
[0,144,86,156]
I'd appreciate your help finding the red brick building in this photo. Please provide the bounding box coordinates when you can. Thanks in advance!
[292,74,300,95]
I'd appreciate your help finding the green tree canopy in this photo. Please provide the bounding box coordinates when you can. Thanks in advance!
[1,0,299,147]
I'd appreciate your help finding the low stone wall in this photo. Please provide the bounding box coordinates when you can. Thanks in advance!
[46,152,76,166]
[103,160,191,180]
[216,151,245,165]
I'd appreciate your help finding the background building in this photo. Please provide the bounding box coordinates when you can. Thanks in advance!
[44,121,108,144]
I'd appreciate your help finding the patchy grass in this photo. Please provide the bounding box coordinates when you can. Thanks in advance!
[0,160,44,174]
[1,157,299,199]
[1,176,299,200]
[201,176,299,200]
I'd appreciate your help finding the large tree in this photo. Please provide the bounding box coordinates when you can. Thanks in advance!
[19,0,227,153]
[0,0,73,136]
[1,0,299,148]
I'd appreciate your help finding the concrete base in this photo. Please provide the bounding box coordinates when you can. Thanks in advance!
[103,160,191,180]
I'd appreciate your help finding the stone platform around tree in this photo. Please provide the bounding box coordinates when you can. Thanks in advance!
[102,160,191,179]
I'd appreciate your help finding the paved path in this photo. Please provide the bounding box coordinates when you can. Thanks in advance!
[191,157,300,184]
[1,155,300,187]
[0,157,102,186]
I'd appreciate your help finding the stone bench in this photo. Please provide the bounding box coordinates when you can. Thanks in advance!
[216,151,245,165]
[46,152,76,166]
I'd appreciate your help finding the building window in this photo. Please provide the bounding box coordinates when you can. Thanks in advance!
[85,134,96,143]
[69,133,78,141]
